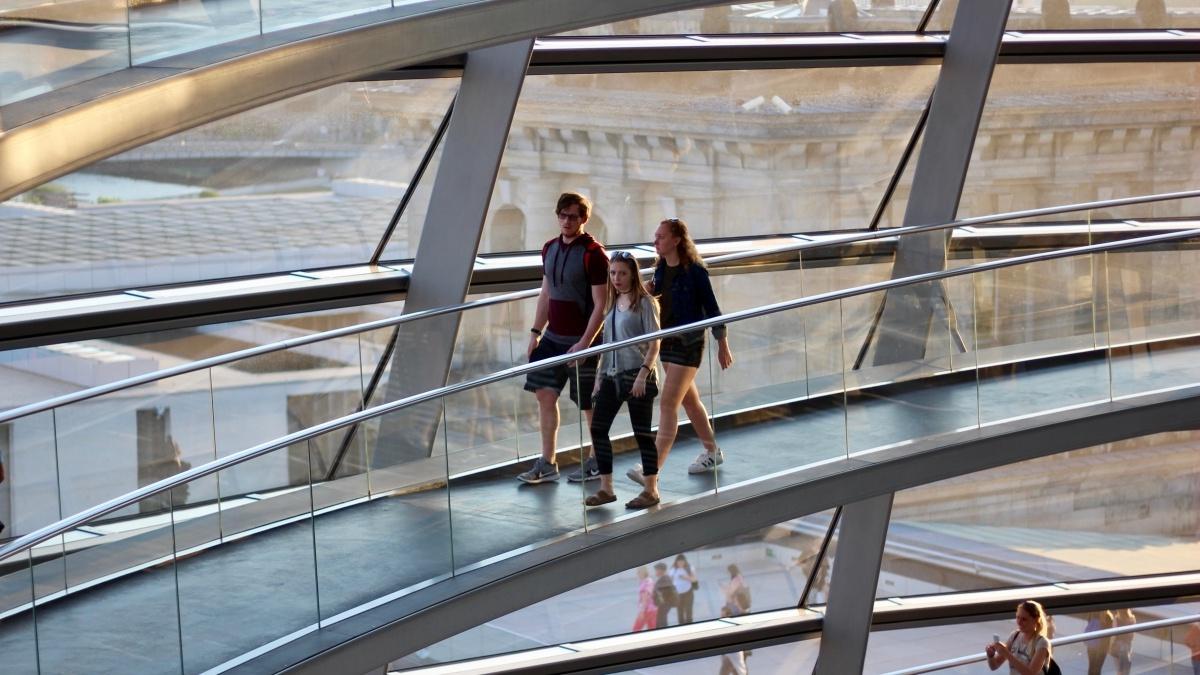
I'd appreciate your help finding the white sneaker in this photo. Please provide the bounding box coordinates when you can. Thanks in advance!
[626,463,645,486]
[687,448,725,474]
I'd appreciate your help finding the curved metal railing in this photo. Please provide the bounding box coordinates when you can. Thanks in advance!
[2,187,1196,429]
[3,217,1200,565]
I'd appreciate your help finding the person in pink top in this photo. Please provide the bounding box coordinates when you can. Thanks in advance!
[632,566,657,632]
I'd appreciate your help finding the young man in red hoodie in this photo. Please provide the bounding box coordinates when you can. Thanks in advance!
[518,193,608,484]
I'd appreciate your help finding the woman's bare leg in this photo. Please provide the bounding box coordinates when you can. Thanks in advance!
[655,363,699,468]
[680,380,718,453]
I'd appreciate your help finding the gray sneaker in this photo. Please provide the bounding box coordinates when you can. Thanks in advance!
[517,457,559,484]
[568,456,600,483]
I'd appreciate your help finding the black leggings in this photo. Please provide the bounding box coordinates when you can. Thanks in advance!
[590,376,658,476]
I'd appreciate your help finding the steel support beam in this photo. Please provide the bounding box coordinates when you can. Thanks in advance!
[867,0,1012,365]
[371,39,532,467]
[813,492,895,675]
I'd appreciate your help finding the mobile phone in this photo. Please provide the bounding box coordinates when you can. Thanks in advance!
[992,633,1000,644]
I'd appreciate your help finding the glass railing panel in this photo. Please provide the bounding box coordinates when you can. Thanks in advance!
[392,510,836,670]
[877,428,1200,597]
[973,251,1108,425]
[444,360,587,571]
[1,409,64,604]
[844,282,979,454]
[178,441,318,674]
[0,78,457,305]
[0,551,37,674]
[706,289,849,482]
[37,493,182,674]
[610,636,820,675]
[862,600,1200,675]
[560,1,939,36]
[128,0,261,65]
[0,0,130,107]
[209,336,363,535]
[313,405,453,623]
[1106,230,1200,399]
[52,368,214,524]
[476,65,938,256]
[261,0,390,35]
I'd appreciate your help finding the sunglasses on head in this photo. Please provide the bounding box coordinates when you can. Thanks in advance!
[610,251,636,262]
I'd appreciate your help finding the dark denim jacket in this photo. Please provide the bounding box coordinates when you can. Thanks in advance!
[653,261,727,339]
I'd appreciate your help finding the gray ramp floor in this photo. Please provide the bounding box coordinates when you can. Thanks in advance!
[0,345,1196,674]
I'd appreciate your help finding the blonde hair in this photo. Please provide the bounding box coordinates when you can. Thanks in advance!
[606,253,656,315]
[657,218,704,268]
[1018,600,1049,638]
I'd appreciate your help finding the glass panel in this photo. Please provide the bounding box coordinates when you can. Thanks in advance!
[0,79,457,305]
[959,62,1200,221]
[261,0,390,35]
[0,549,38,675]
[1106,229,1200,398]
[478,66,938,255]
[863,600,1200,674]
[444,364,586,570]
[390,511,836,669]
[0,0,129,107]
[612,637,820,675]
[562,1,938,35]
[313,405,452,623]
[129,0,261,65]
[36,493,182,674]
[53,370,213,522]
[844,281,979,454]
[974,247,1109,425]
[177,440,318,673]
[209,336,362,535]
[877,429,1200,597]
[1010,0,1200,30]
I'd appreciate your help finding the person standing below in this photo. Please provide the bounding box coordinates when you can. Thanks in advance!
[986,600,1052,675]
[1185,622,1200,675]
[722,563,751,617]
[584,251,661,508]
[670,553,698,624]
[1084,609,1115,675]
[518,193,609,484]
[627,218,734,491]
[1109,608,1135,675]
[632,566,657,632]
[653,562,678,628]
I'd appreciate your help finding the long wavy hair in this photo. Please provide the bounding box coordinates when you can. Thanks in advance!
[605,252,655,315]
[657,218,704,268]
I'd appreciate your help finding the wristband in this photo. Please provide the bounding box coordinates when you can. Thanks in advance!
[640,364,651,372]
[530,327,542,336]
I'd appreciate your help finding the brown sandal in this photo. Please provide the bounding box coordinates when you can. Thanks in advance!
[625,491,660,509]
[585,490,617,507]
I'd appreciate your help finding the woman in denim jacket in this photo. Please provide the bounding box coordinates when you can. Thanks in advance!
[628,218,734,494]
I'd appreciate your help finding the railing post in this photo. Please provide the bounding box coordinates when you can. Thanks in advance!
[813,492,894,675]
[371,39,533,467]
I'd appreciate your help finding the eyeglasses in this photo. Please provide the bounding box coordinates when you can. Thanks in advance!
[557,211,583,222]
[610,251,636,262]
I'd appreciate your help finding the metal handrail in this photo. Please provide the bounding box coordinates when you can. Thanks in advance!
[2,187,1197,428]
[3,220,1200,565]
[885,612,1200,675]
